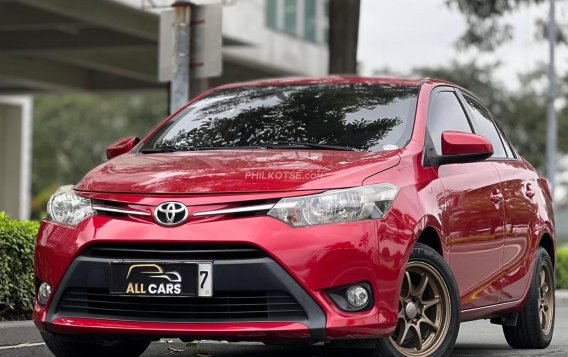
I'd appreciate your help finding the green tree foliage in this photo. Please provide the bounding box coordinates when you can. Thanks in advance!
[558,247,568,289]
[0,212,39,320]
[32,92,167,217]
[445,0,548,51]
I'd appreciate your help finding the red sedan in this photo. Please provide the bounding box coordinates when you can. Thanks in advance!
[34,77,556,357]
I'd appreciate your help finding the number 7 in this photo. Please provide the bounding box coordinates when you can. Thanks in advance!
[200,271,208,289]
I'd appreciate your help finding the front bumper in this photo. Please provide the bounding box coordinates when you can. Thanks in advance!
[43,252,325,341]
[34,206,413,341]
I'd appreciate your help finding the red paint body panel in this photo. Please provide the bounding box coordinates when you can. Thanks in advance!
[437,161,504,309]
[76,150,401,194]
[34,77,556,342]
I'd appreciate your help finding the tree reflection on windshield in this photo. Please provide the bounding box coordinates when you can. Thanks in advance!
[149,84,418,152]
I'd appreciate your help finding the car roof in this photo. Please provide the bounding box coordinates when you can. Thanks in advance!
[212,76,455,91]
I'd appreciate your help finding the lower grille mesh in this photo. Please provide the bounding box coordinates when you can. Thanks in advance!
[57,288,306,322]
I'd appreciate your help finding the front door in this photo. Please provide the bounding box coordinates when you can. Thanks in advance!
[425,88,504,309]
[437,163,505,309]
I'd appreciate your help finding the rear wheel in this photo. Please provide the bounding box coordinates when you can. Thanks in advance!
[41,332,150,357]
[502,247,555,349]
[375,243,460,357]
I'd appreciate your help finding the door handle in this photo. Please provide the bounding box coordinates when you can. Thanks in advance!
[490,192,503,204]
[526,183,536,198]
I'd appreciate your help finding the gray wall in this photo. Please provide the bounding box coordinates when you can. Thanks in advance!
[0,97,31,220]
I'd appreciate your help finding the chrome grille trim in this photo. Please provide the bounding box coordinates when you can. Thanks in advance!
[93,205,150,217]
[192,203,275,217]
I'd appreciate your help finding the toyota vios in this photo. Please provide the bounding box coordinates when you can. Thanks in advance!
[34,77,556,357]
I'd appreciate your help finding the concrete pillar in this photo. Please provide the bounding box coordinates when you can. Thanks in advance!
[0,96,32,220]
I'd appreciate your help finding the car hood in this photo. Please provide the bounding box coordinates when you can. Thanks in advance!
[75,149,401,194]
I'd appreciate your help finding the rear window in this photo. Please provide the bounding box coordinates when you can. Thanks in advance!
[142,84,419,152]
[463,95,507,158]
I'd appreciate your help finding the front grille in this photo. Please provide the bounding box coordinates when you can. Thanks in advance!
[83,243,267,260]
[57,288,306,322]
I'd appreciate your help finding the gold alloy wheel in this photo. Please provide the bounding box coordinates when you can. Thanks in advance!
[389,261,452,357]
[539,262,554,336]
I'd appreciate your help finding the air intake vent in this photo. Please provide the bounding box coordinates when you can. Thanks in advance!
[57,288,306,322]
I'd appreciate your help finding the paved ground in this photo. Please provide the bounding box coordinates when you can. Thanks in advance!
[1,306,566,356]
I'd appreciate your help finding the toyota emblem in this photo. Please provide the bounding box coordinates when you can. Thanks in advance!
[154,202,189,227]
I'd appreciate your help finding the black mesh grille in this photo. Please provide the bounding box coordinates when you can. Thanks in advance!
[83,244,267,260]
[57,288,306,322]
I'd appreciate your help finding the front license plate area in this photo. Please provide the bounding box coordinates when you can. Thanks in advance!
[110,262,213,297]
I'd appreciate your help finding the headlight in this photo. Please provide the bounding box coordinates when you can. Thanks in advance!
[47,185,94,226]
[267,183,399,227]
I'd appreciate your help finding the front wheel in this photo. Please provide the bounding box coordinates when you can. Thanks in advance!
[41,332,150,357]
[375,243,460,357]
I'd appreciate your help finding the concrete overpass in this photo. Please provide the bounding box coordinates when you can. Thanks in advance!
[0,0,306,93]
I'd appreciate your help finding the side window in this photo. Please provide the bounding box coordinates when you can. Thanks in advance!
[463,96,507,158]
[427,91,473,155]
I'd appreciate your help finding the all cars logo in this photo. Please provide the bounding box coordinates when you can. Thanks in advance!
[125,264,182,295]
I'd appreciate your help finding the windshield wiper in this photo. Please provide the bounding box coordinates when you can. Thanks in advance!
[140,145,265,153]
[140,142,356,153]
[258,141,356,151]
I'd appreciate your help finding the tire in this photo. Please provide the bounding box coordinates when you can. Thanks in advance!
[41,332,150,357]
[374,243,460,357]
[502,247,555,349]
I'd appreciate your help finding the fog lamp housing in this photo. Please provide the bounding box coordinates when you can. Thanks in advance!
[38,282,52,306]
[327,282,373,312]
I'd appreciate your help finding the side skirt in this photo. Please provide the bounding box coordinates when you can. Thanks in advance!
[460,300,523,322]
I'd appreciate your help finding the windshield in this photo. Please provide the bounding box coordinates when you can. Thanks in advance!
[141,83,419,152]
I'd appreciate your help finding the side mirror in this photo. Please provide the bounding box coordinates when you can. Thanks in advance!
[435,131,493,165]
[106,136,140,160]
